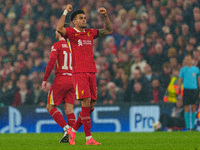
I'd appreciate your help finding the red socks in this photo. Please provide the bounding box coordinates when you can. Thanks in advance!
[81,107,91,137]
[73,114,82,131]
[73,108,94,132]
[50,108,67,128]
[67,113,76,127]
[90,108,94,114]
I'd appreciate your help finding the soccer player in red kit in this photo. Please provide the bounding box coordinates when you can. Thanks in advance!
[42,24,75,143]
[57,4,113,145]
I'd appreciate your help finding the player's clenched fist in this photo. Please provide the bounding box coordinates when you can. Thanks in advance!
[66,4,73,12]
[98,7,107,15]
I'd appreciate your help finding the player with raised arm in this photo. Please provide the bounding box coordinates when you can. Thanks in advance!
[42,23,75,143]
[56,4,113,145]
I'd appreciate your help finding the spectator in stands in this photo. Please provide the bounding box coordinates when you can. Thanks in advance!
[148,15,162,34]
[0,78,18,106]
[107,82,125,104]
[163,33,175,56]
[12,81,34,107]
[193,21,200,40]
[32,80,41,105]
[125,68,149,102]
[16,53,26,69]
[181,24,190,41]
[149,43,168,73]
[112,67,128,91]
[97,78,112,105]
[0,58,14,80]
[158,6,168,26]
[139,22,148,39]
[118,52,131,77]
[162,17,172,35]
[169,57,180,70]
[29,54,46,75]
[130,82,148,103]
[140,34,156,62]
[149,78,165,104]
[12,61,24,78]
[131,0,146,19]
[128,27,138,45]
[189,36,197,48]
[130,50,147,76]
[17,41,26,53]
[143,64,158,87]
[113,26,128,49]
[23,57,33,76]
[176,36,186,64]
[159,62,171,90]
[184,43,194,56]
[7,71,17,86]
[168,47,177,59]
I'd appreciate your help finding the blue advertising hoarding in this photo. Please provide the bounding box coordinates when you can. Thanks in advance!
[0,105,160,133]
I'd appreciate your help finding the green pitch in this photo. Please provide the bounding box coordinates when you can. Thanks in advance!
[0,132,200,150]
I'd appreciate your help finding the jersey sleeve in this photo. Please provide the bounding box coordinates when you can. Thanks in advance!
[179,68,184,79]
[197,67,200,77]
[64,27,71,38]
[43,44,58,81]
[90,29,98,39]
[49,44,59,59]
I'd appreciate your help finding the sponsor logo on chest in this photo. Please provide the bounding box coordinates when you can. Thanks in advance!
[78,39,92,46]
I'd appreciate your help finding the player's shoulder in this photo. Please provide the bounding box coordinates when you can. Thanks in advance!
[51,42,59,51]
[51,41,64,51]
[65,27,75,32]
[193,66,200,71]
[180,66,186,71]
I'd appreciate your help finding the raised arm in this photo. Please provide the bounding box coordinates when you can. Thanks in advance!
[98,7,113,37]
[56,4,73,36]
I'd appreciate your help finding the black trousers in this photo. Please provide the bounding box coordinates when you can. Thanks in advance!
[159,114,185,130]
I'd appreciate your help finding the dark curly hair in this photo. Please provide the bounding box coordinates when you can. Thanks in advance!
[70,9,85,21]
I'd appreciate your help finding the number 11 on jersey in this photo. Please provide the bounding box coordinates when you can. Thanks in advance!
[62,51,72,70]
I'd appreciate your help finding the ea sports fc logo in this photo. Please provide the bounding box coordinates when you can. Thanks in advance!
[78,39,83,46]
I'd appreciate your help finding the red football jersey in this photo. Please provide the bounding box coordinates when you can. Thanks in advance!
[43,40,72,83]
[64,27,98,73]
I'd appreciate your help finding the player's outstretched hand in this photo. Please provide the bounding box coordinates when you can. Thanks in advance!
[98,7,107,16]
[66,4,73,12]
[42,81,47,92]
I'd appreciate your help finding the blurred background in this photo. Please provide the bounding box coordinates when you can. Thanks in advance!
[0,0,200,133]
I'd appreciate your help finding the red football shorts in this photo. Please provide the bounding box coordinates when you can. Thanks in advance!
[72,72,97,100]
[47,77,75,105]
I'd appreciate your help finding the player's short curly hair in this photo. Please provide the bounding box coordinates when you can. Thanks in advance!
[71,10,85,21]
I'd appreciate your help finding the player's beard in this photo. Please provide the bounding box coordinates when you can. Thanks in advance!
[82,25,87,29]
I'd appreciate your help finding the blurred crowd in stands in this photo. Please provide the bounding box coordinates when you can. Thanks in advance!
[0,0,200,107]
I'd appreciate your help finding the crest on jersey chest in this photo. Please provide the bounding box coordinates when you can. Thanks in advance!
[78,39,83,46]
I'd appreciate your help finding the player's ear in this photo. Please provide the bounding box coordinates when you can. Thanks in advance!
[72,20,76,25]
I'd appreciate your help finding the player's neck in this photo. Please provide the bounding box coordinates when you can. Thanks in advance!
[187,64,192,67]
[74,27,85,32]
[59,37,65,41]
